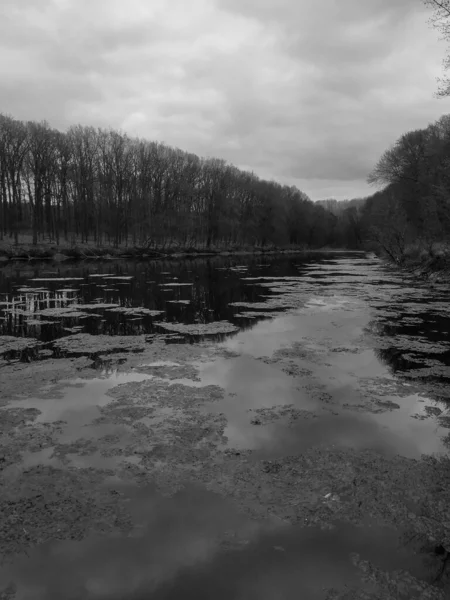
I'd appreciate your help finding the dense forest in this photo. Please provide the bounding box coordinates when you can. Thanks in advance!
[0,114,361,251]
[1,109,449,260]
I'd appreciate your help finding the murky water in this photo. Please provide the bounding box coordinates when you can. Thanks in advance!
[1,251,450,598]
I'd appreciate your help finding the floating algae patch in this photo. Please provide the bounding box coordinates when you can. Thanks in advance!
[132,362,201,381]
[0,407,41,434]
[158,283,193,287]
[265,341,326,365]
[0,421,65,473]
[95,380,228,476]
[240,276,303,282]
[102,276,134,281]
[0,466,134,560]
[106,379,224,409]
[15,287,48,293]
[106,307,164,316]
[14,307,98,319]
[63,326,84,333]
[53,333,151,354]
[155,321,239,335]
[234,311,283,319]
[24,319,57,326]
[369,333,450,355]
[72,303,119,310]
[44,312,94,319]
[402,365,450,380]
[229,299,299,310]
[247,405,316,426]
[0,336,41,356]
[29,277,84,282]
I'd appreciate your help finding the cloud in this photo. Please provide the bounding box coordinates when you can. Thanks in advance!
[0,0,447,200]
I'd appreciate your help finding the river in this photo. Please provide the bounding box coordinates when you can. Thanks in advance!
[0,251,449,599]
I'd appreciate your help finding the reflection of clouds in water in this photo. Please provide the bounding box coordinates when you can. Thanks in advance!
[0,483,430,600]
[253,411,420,459]
[151,518,428,600]
[0,485,261,600]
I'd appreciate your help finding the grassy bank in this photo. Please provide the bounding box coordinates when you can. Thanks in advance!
[393,244,450,283]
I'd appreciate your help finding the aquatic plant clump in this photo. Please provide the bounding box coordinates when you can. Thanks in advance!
[229,299,299,310]
[158,283,193,288]
[234,311,282,319]
[0,335,41,355]
[29,277,84,282]
[106,307,165,317]
[155,321,239,335]
[53,333,151,354]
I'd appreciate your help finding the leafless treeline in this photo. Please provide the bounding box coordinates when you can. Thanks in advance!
[0,114,339,249]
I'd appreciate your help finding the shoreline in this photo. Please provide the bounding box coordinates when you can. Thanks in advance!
[0,244,365,263]
[381,252,450,284]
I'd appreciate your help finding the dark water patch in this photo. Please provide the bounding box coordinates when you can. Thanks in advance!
[0,253,377,354]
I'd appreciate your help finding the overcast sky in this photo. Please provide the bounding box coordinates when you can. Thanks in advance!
[0,0,448,200]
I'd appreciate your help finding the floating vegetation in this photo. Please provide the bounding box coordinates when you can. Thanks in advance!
[63,326,85,333]
[106,307,165,317]
[16,287,49,293]
[0,335,40,354]
[106,378,224,409]
[133,362,201,380]
[73,303,119,310]
[29,278,84,282]
[53,333,151,354]
[371,335,450,355]
[159,283,193,287]
[229,299,298,310]
[35,307,99,318]
[167,300,190,305]
[403,365,450,379]
[248,405,316,425]
[3,306,94,319]
[155,321,239,335]
[240,276,302,282]
[233,310,282,318]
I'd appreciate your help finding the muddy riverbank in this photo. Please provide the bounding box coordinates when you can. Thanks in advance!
[1,252,450,598]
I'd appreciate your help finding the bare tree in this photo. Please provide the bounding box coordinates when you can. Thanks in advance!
[423,0,450,96]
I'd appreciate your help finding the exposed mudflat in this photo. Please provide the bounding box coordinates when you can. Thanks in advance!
[1,252,450,599]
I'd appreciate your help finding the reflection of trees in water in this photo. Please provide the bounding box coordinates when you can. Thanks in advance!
[366,316,401,338]
[374,347,423,374]
[0,257,300,344]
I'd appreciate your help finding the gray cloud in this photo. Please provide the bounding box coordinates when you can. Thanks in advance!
[0,0,447,200]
